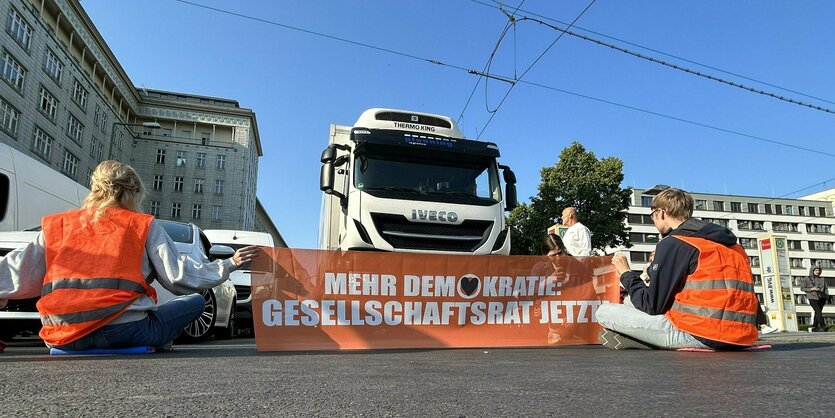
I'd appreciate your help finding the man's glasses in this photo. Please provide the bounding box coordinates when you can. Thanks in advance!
[650,208,662,218]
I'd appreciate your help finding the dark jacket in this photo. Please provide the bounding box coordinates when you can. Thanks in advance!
[620,218,746,349]
[801,266,829,300]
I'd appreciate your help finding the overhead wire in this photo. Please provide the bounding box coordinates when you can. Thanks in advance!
[471,0,835,107]
[171,0,835,160]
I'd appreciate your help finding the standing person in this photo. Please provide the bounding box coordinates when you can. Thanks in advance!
[0,161,259,352]
[560,207,592,256]
[801,266,829,332]
[597,187,760,350]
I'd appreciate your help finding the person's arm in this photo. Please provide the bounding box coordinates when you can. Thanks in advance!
[622,238,697,315]
[576,226,592,256]
[145,220,249,296]
[0,233,48,309]
[800,277,814,293]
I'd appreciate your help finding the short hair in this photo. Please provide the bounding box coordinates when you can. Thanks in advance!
[82,160,146,221]
[651,188,693,220]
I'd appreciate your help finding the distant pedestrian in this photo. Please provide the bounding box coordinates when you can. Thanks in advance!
[560,207,592,256]
[801,266,829,332]
[597,187,760,350]
[0,161,259,352]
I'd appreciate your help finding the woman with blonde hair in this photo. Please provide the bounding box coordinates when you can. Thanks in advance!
[0,161,259,351]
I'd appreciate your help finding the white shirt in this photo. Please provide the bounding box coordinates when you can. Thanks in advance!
[564,222,592,256]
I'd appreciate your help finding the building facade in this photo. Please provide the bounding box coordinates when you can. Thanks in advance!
[0,0,271,233]
[621,187,835,328]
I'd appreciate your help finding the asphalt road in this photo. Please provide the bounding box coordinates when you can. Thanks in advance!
[2,333,834,417]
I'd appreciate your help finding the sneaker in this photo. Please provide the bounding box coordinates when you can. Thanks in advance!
[760,325,778,334]
[156,341,175,352]
[598,329,655,350]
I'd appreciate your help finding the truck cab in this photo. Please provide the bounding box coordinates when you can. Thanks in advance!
[319,109,517,254]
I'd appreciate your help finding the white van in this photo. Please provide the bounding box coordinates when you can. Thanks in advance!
[0,143,89,231]
[203,230,275,331]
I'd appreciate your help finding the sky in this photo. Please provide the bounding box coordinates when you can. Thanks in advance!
[81,0,835,249]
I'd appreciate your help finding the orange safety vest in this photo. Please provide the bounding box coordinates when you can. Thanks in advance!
[37,208,157,346]
[665,235,759,346]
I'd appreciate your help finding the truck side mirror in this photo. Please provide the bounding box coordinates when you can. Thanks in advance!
[320,160,347,205]
[499,165,518,211]
[321,145,336,163]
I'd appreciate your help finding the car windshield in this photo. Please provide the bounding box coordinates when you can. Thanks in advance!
[159,221,194,244]
[354,154,500,201]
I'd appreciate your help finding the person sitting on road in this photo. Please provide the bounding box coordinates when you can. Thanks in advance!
[0,161,259,352]
[597,187,760,350]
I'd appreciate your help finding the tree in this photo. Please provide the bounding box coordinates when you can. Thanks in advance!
[508,141,632,255]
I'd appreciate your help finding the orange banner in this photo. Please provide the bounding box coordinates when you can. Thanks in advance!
[251,249,618,351]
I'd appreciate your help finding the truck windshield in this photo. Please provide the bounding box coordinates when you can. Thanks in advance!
[354,154,500,201]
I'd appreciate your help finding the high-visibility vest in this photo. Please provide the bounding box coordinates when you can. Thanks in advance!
[665,235,759,346]
[37,208,157,346]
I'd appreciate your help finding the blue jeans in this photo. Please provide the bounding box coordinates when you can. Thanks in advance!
[54,294,205,350]
[596,303,709,349]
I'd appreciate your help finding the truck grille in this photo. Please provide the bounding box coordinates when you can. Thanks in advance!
[370,213,493,252]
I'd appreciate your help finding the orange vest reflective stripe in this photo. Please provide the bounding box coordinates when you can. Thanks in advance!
[665,235,759,346]
[37,208,157,346]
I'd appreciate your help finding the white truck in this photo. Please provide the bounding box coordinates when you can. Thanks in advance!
[319,108,517,254]
[0,143,89,232]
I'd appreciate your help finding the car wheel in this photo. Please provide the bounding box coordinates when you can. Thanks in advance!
[214,302,236,340]
[180,290,217,341]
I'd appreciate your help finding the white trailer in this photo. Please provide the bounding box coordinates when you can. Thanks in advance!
[319,108,517,254]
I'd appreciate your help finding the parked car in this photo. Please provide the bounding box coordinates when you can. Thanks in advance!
[203,230,276,334]
[0,220,238,341]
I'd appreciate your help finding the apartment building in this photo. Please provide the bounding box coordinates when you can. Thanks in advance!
[622,187,835,328]
[0,0,274,234]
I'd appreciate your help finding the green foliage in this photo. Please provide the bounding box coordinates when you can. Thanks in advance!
[508,142,632,255]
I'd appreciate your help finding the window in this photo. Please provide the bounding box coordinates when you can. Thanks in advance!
[629,232,659,244]
[171,203,181,219]
[181,129,192,139]
[752,274,762,285]
[812,259,835,269]
[85,168,93,188]
[156,149,165,164]
[32,127,53,159]
[790,258,804,268]
[39,87,58,120]
[772,222,798,232]
[1,50,26,91]
[764,204,772,214]
[737,220,764,231]
[821,207,828,217]
[695,200,707,210]
[93,104,102,126]
[67,114,84,144]
[630,252,652,263]
[174,176,183,192]
[162,128,172,137]
[93,140,103,160]
[212,205,222,221]
[793,276,806,286]
[788,240,802,250]
[150,201,160,217]
[43,49,63,82]
[713,201,724,211]
[749,256,760,268]
[739,238,758,249]
[799,206,806,216]
[194,178,204,194]
[0,98,19,136]
[785,205,793,215]
[71,79,88,109]
[176,150,186,167]
[62,151,79,177]
[627,213,653,225]
[795,294,808,305]
[201,132,211,145]
[196,152,206,168]
[7,8,32,50]
[100,113,108,134]
[192,204,202,220]
[775,205,783,215]
[214,179,224,195]
[747,203,759,214]
[730,202,742,213]
[702,218,729,228]
[807,224,832,234]
[809,242,833,252]
[216,154,226,169]
[640,196,652,207]
[152,175,163,191]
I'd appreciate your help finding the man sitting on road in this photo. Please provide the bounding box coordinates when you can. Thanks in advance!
[596,187,760,350]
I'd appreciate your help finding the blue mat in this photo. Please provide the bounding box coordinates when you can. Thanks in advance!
[49,346,156,355]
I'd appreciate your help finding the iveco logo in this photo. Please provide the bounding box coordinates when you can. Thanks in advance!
[411,209,458,222]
